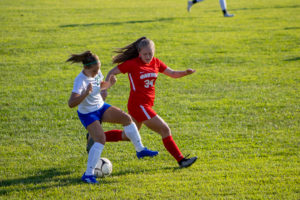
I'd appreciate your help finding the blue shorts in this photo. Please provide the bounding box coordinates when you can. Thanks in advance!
[77,103,111,129]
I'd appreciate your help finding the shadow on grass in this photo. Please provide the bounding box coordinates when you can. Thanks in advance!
[111,166,181,177]
[284,27,300,30]
[229,5,300,11]
[59,17,188,28]
[284,57,300,61]
[1,165,186,195]
[0,168,83,195]
[1,168,72,187]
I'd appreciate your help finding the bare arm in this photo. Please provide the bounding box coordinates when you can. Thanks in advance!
[68,83,92,108]
[105,66,122,82]
[100,66,121,100]
[162,67,196,78]
[100,74,117,91]
[100,90,108,101]
[100,75,117,100]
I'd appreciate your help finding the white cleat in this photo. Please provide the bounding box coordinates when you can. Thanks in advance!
[187,1,193,12]
[224,13,234,17]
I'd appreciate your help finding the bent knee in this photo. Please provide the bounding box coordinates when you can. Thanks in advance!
[159,125,171,137]
[122,112,133,126]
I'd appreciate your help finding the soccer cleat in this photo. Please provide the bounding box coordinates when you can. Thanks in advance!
[178,156,198,168]
[224,13,234,17]
[136,147,159,159]
[81,172,99,184]
[187,1,193,12]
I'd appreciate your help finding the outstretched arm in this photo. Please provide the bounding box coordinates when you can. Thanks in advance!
[162,67,196,78]
[100,75,117,100]
[105,66,122,82]
[99,66,122,100]
[100,66,121,91]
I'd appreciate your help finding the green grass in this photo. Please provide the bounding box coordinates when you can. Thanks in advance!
[0,0,299,199]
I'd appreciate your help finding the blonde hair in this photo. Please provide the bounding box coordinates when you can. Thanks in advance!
[112,37,155,64]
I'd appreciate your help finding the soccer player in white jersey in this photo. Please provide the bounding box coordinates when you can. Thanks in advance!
[187,0,234,17]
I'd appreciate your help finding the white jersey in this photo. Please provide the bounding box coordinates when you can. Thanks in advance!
[72,71,104,114]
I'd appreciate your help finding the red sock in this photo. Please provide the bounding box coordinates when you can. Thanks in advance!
[104,130,123,142]
[162,135,184,162]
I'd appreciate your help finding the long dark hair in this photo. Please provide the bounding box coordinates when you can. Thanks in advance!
[66,51,99,67]
[112,37,155,64]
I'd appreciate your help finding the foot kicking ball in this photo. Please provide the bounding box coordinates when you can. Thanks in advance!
[94,158,112,178]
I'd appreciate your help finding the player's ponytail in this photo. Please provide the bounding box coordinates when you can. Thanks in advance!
[112,36,155,64]
[66,51,99,67]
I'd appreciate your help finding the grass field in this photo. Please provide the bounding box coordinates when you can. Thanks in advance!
[0,0,299,199]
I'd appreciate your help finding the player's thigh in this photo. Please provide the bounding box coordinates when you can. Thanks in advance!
[102,106,132,125]
[87,120,106,143]
[143,115,171,136]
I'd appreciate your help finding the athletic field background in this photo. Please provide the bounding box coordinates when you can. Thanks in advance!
[0,0,299,199]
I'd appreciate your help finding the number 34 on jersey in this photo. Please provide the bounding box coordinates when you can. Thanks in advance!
[144,79,154,88]
[140,72,157,88]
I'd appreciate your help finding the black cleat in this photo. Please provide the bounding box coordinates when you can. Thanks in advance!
[178,156,198,168]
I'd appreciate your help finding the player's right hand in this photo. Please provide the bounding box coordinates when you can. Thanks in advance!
[86,83,93,95]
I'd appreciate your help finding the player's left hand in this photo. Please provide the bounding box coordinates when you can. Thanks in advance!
[186,69,196,75]
[100,81,110,90]
[109,75,117,86]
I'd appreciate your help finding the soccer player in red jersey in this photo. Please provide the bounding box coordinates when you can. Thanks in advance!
[104,37,198,168]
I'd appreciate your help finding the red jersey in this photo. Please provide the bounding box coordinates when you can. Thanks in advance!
[118,57,168,107]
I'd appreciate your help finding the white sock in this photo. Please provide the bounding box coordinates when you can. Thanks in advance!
[85,142,104,176]
[219,0,227,10]
[124,123,144,152]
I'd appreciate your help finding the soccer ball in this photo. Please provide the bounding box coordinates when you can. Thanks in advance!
[94,158,112,178]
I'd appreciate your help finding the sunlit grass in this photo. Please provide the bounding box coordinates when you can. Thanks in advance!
[0,0,299,199]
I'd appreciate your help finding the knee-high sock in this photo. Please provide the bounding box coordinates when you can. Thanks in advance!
[124,123,144,152]
[85,142,104,176]
[219,0,227,11]
[86,130,122,153]
[162,135,184,162]
[105,130,123,142]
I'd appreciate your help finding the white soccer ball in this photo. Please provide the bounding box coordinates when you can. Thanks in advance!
[94,158,112,178]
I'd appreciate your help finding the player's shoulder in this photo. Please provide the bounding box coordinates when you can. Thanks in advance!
[152,57,159,62]
[152,57,163,63]
[120,57,138,66]
[74,71,84,80]
[129,57,140,63]
[152,57,166,66]
[74,71,88,83]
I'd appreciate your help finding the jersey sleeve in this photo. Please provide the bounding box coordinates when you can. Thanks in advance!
[72,77,85,95]
[118,60,131,74]
[158,59,168,73]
